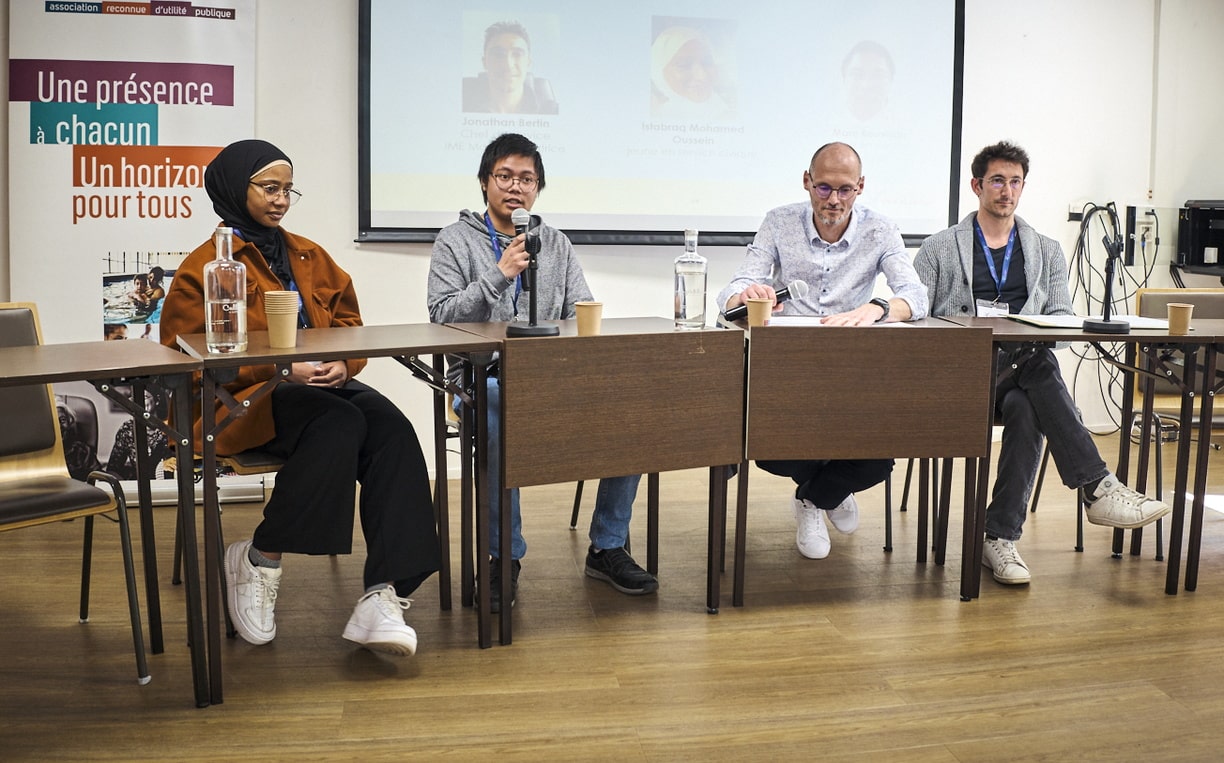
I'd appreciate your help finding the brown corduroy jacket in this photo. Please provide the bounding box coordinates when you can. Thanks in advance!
[159,227,367,455]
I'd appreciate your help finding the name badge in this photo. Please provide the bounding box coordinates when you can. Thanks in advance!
[976,298,1010,317]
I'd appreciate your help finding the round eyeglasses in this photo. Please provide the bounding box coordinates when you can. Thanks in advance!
[249,182,302,206]
[490,173,538,191]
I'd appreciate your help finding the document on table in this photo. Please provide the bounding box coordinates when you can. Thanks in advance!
[1008,314,1174,330]
[764,315,912,327]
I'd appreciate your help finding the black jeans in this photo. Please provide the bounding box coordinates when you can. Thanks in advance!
[988,346,1108,541]
[252,380,440,595]
[755,458,894,509]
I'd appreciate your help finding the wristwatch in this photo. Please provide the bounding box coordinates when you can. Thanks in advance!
[869,297,890,323]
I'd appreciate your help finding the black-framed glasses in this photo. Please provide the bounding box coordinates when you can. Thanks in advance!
[811,183,859,201]
[490,173,538,191]
[249,182,302,206]
[978,176,1024,191]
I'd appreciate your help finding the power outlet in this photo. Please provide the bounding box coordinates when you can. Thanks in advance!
[1125,205,1156,265]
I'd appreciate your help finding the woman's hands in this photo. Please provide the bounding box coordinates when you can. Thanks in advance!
[286,360,348,387]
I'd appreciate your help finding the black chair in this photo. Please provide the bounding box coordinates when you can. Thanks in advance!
[0,302,149,684]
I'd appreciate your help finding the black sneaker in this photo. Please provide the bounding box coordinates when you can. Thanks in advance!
[584,546,659,595]
[478,557,520,613]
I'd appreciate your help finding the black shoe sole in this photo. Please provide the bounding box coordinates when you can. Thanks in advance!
[584,566,659,595]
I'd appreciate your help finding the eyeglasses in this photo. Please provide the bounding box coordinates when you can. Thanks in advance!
[485,45,530,62]
[810,183,859,201]
[249,182,302,206]
[979,176,1024,191]
[490,173,538,191]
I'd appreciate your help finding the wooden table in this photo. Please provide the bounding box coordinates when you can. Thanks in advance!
[176,323,500,702]
[937,316,1224,597]
[0,339,207,705]
[451,317,746,642]
[737,319,996,603]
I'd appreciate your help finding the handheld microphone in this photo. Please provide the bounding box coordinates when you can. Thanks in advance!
[511,207,530,237]
[504,210,559,336]
[723,280,809,321]
[510,208,538,291]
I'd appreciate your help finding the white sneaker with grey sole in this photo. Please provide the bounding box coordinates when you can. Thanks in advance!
[982,536,1031,585]
[1085,474,1172,529]
[225,540,281,645]
[792,496,831,559]
[343,586,418,656]
[826,494,860,534]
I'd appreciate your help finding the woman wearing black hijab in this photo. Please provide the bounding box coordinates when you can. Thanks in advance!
[160,139,438,656]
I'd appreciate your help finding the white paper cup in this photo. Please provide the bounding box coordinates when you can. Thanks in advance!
[266,310,297,348]
[575,301,603,336]
[1167,302,1194,335]
[745,298,772,327]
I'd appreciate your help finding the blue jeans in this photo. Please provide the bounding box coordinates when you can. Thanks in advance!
[464,377,639,560]
[988,346,1108,541]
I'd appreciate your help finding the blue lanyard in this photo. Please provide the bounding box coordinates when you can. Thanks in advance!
[484,213,521,314]
[287,279,310,328]
[974,219,1017,297]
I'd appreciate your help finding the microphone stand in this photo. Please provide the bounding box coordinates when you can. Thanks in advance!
[506,225,559,337]
[1082,233,1129,334]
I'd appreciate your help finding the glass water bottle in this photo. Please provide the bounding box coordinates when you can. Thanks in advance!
[204,225,248,353]
[674,228,707,330]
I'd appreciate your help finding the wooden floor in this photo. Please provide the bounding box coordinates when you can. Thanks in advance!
[4,435,1224,761]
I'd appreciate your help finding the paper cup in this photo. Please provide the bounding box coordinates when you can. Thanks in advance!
[575,301,603,336]
[264,290,298,312]
[745,298,772,327]
[1167,302,1194,335]
[266,309,298,348]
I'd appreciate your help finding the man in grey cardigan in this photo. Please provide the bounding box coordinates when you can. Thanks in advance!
[914,141,1169,585]
[427,133,657,612]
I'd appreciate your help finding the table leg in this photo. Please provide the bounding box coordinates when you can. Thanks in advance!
[470,363,491,649]
[169,374,209,707]
[962,347,999,602]
[935,458,953,565]
[1164,347,1198,595]
[201,371,225,703]
[706,466,726,614]
[647,473,660,575]
[430,354,452,612]
[1185,342,1216,591]
[126,380,164,655]
[733,459,749,607]
[917,460,929,563]
[460,362,475,611]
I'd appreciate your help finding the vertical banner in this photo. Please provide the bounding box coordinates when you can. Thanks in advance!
[8,0,255,343]
[8,0,255,492]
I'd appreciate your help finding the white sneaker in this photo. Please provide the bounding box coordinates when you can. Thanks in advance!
[982,536,1031,585]
[342,586,418,656]
[225,540,281,645]
[792,496,831,559]
[1085,474,1172,529]
[826,494,860,534]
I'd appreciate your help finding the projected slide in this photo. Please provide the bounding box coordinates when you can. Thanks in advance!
[361,0,959,242]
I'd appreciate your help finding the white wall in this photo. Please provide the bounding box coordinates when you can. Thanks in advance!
[4,0,1224,470]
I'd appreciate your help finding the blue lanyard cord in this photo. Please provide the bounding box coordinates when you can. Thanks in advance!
[484,213,521,314]
[286,279,310,328]
[974,219,1017,297]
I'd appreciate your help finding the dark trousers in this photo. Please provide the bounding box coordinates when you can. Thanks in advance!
[755,458,894,509]
[988,346,1108,541]
[252,380,440,595]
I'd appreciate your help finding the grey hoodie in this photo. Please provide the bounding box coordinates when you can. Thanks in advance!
[427,209,594,382]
